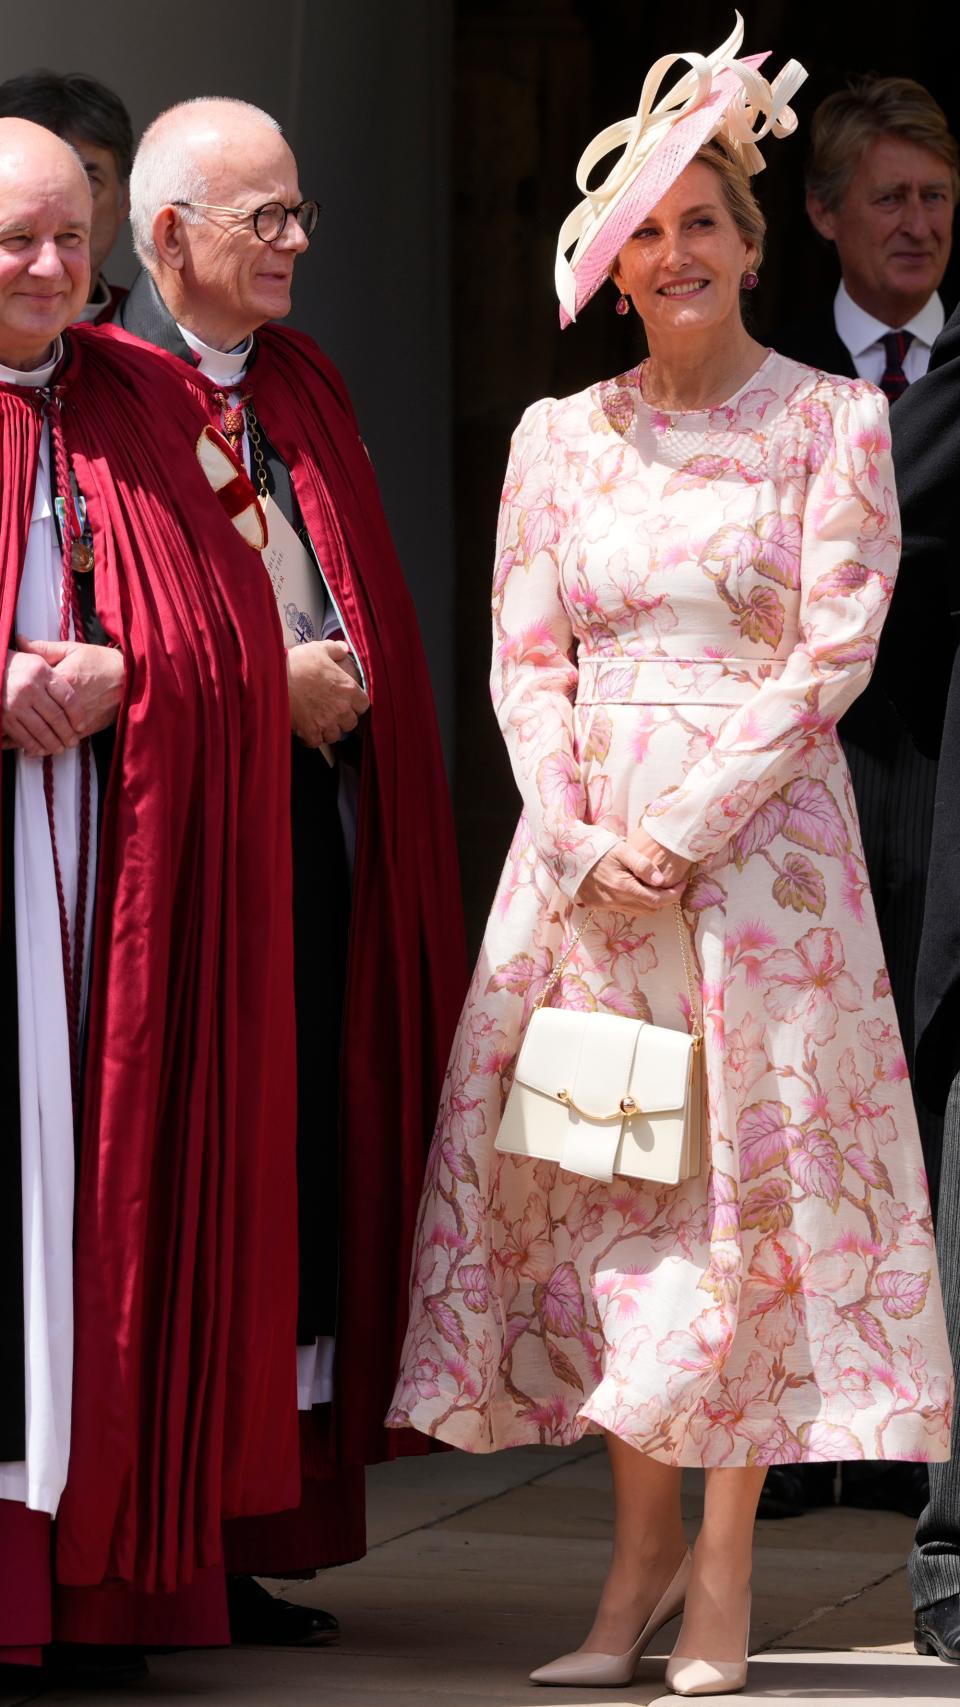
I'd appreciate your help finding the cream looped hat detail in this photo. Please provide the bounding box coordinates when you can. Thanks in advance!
[556,12,807,327]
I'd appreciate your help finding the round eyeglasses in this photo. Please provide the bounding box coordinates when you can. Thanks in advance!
[172,199,320,243]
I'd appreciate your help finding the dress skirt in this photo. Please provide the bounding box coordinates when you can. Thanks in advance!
[390,691,951,1465]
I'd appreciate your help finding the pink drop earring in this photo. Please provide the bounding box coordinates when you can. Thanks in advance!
[615,293,631,315]
[741,271,759,290]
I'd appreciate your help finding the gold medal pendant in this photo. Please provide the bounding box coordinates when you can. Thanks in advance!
[72,537,95,574]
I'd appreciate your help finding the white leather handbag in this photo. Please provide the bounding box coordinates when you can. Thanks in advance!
[495,906,703,1186]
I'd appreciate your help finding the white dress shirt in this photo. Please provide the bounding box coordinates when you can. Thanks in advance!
[834,282,944,386]
[0,339,96,1514]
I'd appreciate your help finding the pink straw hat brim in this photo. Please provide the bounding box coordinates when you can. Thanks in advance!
[559,52,769,329]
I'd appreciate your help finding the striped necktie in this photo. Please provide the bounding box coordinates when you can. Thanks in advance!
[880,330,914,402]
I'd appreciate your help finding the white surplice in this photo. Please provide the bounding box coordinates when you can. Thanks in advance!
[0,341,97,1514]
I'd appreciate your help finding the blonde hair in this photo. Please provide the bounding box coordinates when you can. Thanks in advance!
[806,76,960,211]
[609,137,766,289]
[694,138,766,270]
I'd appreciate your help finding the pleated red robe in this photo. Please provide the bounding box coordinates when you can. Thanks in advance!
[244,327,469,1467]
[0,325,300,1604]
[101,319,469,1478]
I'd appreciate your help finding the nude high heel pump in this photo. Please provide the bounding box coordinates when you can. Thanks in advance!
[664,1591,751,1697]
[529,1549,691,1687]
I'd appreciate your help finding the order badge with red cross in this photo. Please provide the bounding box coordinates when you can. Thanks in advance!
[195,425,267,549]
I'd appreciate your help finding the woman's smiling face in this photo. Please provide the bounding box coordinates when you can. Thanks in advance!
[612,158,757,336]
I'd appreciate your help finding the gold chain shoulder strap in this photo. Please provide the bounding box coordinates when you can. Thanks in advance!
[534,910,594,1011]
[244,401,270,500]
[535,903,703,1046]
[673,902,704,1047]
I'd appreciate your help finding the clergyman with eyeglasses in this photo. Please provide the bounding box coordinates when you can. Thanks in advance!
[111,96,466,1640]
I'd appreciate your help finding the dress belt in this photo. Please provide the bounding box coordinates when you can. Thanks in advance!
[575,654,790,706]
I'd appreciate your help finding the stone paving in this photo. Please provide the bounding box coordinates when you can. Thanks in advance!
[2,1441,956,1704]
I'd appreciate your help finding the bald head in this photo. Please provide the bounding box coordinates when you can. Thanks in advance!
[0,113,90,191]
[130,98,284,262]
[130,96,311,352]
[0,116,91,367]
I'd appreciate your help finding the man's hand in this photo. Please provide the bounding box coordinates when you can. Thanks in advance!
[576,842,686,915]
[288,640,369,748]
[14,637,124,744]
[627,825,693,890]
[2,642,86,757]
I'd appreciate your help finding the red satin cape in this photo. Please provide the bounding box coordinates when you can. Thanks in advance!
[242,328,468,1465]
[0,325,300,1594]
[101,322,468,1467]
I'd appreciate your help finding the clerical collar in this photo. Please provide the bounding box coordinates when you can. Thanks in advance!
[176,323,254,388]
[0,337,64,388]
[835,281,945,357]
[73,275,113,326]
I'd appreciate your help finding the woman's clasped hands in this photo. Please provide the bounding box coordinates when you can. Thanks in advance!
[576,825,692,914]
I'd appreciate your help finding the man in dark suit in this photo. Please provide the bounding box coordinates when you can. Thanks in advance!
[784,75,953,384]
[768,74,958,1523]
[871,303,960,1665]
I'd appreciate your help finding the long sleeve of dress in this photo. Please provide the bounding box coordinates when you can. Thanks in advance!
[491,401,619,901]
[641,380,900,864]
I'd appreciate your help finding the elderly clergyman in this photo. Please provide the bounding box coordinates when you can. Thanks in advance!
[117,96,467,1643]
[0,116,301,1667]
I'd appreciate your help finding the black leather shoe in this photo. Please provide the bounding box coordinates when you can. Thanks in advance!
[757,1464,835,1519]
[840,1462,929,1519]
[226,1573,340,1647]
[915,1592,960,1663]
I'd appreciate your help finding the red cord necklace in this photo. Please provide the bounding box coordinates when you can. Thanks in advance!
[38,386,92,1126]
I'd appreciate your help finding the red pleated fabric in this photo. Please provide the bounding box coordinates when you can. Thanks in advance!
[0,1501,51,1662]
[232,328,468,1466]
[100,322,468,1468]
[223,1462,366,1576]
[2,327,300,1596]
[53,1571,229,1647]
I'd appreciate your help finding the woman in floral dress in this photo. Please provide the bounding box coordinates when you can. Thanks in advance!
[389,22,954,1697]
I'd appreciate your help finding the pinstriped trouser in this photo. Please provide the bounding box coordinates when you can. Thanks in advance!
[842,730,944,1207]
[910,1070,960,1610]
[845,725,946,1542]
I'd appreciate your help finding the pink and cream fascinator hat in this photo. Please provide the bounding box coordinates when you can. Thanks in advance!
[555,11,807,327]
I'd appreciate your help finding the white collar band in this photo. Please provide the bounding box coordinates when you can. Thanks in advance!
[177,322,254,388]
[0,337,63,388]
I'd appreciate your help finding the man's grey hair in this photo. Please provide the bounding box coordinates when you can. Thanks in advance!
[130,96,282,263]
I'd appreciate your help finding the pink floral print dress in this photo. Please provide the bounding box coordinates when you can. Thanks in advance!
[388,351,954,1466]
